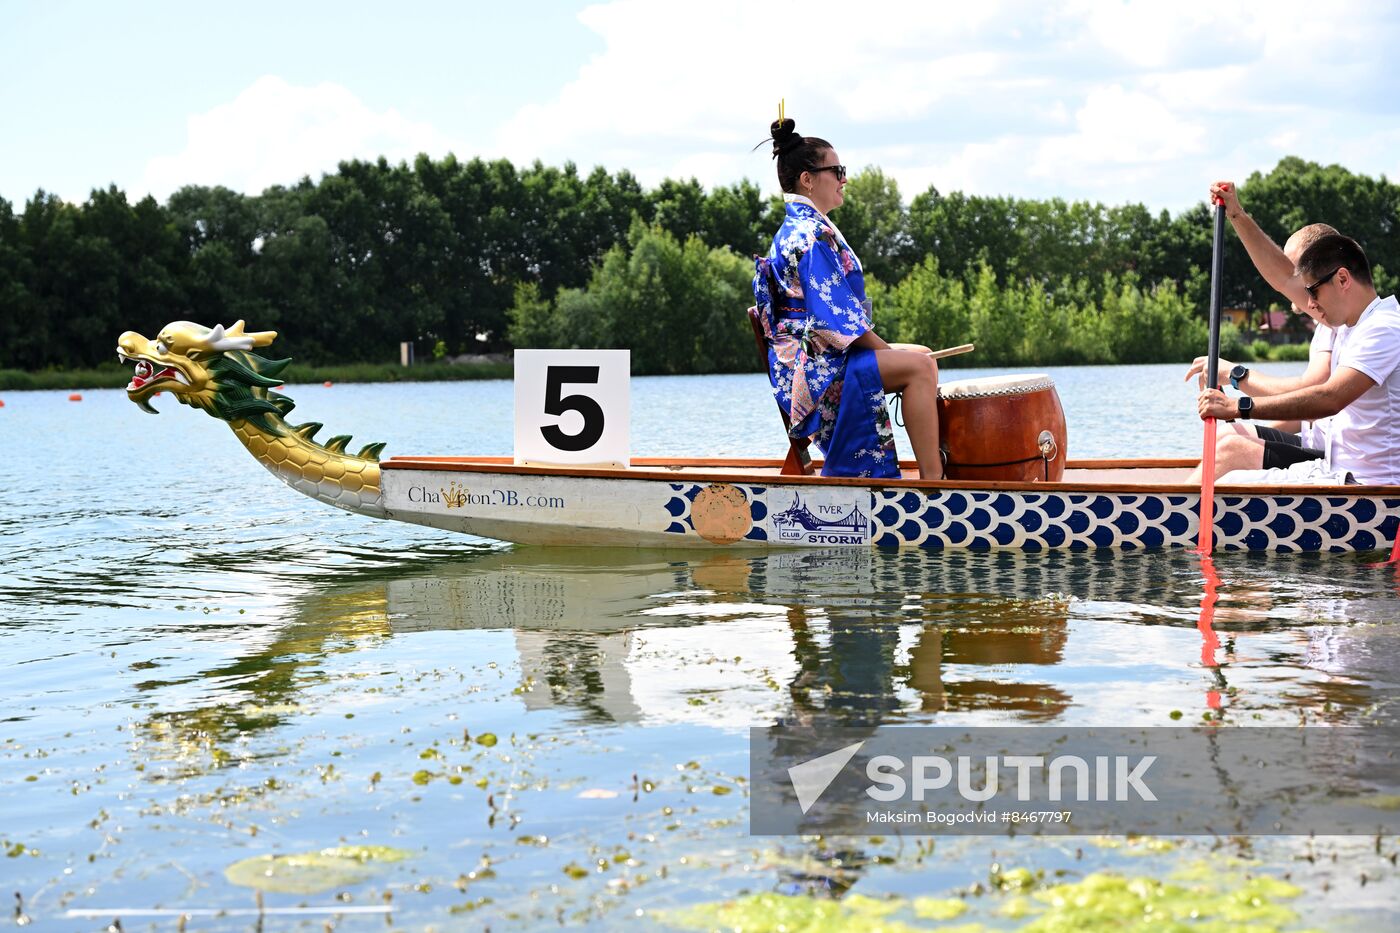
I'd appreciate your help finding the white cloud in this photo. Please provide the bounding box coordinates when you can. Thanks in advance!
[121,2,1400,214]
[488,0,1400,210]
[137,76,460,200]
[1035,84,1207,172]
[836,53,1007,122]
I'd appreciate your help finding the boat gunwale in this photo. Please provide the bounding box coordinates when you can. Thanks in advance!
[380,455,1400,498]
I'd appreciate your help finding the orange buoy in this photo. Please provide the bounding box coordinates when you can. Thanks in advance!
[0,399,5,408]
[68,393,82,401]
[323,381,333,387]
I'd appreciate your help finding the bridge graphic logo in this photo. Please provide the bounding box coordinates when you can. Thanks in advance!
[771,493,870,544]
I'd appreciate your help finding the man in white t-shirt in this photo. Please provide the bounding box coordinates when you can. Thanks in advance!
[1185,182,1337,482]
[1198,233,1400,485]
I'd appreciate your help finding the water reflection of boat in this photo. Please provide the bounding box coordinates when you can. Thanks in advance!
[117,321,1400,553]
[379,548,1080,725]
[124,547,1400,760]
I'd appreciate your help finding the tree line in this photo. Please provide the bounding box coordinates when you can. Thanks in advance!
[1,154,1396,373]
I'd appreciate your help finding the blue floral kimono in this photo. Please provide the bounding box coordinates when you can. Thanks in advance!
[751,196,898,478]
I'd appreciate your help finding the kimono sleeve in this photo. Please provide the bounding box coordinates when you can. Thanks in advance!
[799,238,871,353]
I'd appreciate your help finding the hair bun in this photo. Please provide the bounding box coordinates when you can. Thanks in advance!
[770,118,802,159]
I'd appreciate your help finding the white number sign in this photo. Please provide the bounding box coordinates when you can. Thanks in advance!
[514,349,630,468]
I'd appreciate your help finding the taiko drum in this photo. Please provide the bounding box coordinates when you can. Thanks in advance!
[935,373,1068,482]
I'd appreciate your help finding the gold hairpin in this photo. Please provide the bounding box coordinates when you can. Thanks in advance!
[778,98,785,124]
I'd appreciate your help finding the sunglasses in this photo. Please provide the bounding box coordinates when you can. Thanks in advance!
[809,164,847,182]
[1304,267,1340,299]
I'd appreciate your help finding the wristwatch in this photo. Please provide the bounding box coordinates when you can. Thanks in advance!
[1229,364,1249,390]
[1237,395,1254,420]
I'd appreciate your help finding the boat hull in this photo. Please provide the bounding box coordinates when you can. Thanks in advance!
[379,457,1400,553]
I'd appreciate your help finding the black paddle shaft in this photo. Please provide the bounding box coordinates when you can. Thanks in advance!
[1206,202,1226,391]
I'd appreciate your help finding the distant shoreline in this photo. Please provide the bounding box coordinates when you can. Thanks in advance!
[0,342,1313,392]
[0,361,514,392]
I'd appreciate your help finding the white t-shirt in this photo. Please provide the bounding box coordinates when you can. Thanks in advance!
[1320,295,1400,484]
[1301,322,1337,448]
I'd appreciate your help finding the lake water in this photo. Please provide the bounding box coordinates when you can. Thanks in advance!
[4,363,1400,930]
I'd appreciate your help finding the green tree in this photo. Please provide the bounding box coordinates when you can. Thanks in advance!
[876,255,969,355]
[701,180,769,258]
[833,167,913,285]
[0,196,39,369]
[527,221,753,374]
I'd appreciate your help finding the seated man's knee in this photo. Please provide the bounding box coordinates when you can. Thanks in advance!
[1218,434,1262,465]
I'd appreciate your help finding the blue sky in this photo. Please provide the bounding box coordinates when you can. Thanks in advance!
[4,0,1399,214]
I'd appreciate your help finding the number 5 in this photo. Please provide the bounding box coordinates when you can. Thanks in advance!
[541,366,605,451]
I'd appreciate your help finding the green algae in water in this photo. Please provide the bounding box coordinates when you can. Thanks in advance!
[1356,794,1400,810]
[1086,835,1178,855]
[912,896,969,920]
[660,892,931,933]
[660,869,1310,933]
[224,845,412,894]
[1024,871,1307,932]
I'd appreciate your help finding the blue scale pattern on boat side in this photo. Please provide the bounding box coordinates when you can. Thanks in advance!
[661,482,1400,552]
[1164,499,1192,538]
[1267,512,1297,538]
[747,486,770,540]
[1353,498,1377,523]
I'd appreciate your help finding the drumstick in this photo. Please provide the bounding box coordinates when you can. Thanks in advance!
[887,343,975,359]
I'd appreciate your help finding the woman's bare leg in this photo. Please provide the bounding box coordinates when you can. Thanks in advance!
[874,349,942,479]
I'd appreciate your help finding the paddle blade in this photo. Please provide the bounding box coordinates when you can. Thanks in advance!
[1195,417,1217,555]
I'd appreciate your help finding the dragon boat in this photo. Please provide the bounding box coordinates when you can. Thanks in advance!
[117,320,1400,553]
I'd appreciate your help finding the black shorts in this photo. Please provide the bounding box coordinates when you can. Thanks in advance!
[1253,425,1324,470]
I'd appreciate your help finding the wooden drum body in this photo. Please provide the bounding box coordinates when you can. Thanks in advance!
[936,374,1068,482]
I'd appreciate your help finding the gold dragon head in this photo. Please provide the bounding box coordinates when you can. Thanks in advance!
[117,320,279,415]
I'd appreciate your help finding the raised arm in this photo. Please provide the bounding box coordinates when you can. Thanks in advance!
[1211,181,1311,310]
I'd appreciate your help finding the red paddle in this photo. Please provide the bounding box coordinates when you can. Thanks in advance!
[1196,556,1223,710]
[1196,197,1227,555]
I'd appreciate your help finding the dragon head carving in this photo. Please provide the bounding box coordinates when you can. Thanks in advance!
[117,320,289,427]
[116,320,386,515]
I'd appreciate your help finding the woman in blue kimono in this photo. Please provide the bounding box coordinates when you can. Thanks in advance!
[752,118,943,479]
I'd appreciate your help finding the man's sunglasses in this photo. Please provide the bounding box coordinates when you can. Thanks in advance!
[809,165,847,182]
[1304,267,1340,298]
